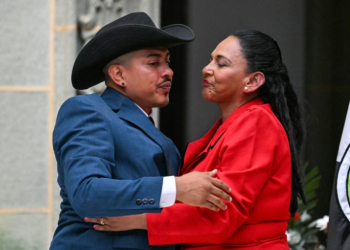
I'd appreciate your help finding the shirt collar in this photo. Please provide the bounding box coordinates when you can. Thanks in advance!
[134,102,153,119]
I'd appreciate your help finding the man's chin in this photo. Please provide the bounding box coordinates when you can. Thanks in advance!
[154,99,170,108]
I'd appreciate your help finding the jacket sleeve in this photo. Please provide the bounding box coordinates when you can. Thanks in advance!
[53,97,163,218]
[147,107,283,245]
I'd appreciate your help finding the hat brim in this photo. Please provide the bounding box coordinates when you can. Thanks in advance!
[72,24,194,90]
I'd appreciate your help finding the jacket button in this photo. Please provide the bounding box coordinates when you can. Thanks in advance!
[149,198,155,205]
[136,199,142,205]
[142,198,148,204]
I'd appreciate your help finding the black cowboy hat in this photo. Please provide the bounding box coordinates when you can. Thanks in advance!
[71,12,195,89]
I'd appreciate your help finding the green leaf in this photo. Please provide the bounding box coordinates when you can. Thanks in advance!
[287,163,324,248]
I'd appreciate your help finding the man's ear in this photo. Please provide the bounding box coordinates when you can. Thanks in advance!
[108,64,126,87]
[245,72,265,93]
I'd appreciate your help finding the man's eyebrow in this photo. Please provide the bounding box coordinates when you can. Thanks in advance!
[217,55,232,64]
[146,52,170,58]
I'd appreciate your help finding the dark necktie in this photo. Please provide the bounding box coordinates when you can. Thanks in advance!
[148,116,155,125]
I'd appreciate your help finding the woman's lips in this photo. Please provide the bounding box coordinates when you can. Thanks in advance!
[202,79,212,86]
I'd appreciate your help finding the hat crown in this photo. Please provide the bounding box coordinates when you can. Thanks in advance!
[96,12,155,37]
[72,12,194,89]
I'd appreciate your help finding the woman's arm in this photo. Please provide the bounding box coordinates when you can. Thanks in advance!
[145,108,284,245]
[84,214,147,231]
[84,169,231,230]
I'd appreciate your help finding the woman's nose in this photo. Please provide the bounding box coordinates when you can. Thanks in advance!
[202,62,213,77]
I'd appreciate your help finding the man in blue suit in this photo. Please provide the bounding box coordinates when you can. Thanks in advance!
[49,12,231,250]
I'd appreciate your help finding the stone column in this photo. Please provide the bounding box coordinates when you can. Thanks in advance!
[0,0,159,249]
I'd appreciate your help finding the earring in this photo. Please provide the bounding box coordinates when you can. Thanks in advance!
[244,86,248,91]
[121,82,125,86]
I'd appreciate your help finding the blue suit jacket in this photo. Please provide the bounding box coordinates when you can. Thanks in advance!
[50,87,180,250]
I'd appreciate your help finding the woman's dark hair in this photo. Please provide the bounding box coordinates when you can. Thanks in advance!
[232,30,306,215]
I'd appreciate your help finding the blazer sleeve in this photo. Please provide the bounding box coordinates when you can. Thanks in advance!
[53,97,164,218]
[147,107,283,245]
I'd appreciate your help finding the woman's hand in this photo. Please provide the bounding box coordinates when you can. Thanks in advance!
[84,214,147,231]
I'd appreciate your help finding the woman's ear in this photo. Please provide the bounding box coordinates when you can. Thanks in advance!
[245,72,265,93]
[108,64,126,88]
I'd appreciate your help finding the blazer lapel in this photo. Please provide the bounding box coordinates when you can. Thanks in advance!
[181,119,222,174]
[182,99,265,174]
[207,98,265,151]
[100,87,173,176]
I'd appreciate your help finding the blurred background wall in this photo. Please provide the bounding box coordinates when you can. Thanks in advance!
[0,0,349,248]
[161,0,350,245]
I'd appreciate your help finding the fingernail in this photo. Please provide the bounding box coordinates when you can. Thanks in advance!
[93,225,96,229]
[84,217,87,221]
[229,196,232,202]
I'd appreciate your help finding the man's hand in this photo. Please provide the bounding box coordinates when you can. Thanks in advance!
[175,169,232,211]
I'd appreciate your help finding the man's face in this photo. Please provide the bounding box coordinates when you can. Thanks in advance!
[121,47,173,114]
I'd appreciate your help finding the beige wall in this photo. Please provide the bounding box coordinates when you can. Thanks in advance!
[0,1,159,249]
[0,1,60,248]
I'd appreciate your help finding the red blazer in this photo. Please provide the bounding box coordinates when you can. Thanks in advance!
[147,99,291,249]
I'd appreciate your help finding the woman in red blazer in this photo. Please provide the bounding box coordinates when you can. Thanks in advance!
[86,30,306,249]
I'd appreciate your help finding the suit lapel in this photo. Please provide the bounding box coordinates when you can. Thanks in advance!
[100,87,172,176]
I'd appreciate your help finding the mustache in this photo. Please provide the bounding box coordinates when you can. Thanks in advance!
[157,78,172,87]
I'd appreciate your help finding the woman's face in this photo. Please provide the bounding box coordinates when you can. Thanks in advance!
[202,36,252,105]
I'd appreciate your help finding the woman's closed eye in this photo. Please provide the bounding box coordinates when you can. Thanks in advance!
[209,57,227,67]
[217,62,227,67]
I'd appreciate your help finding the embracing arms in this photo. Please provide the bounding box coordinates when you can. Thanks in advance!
[85,106,291,245]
